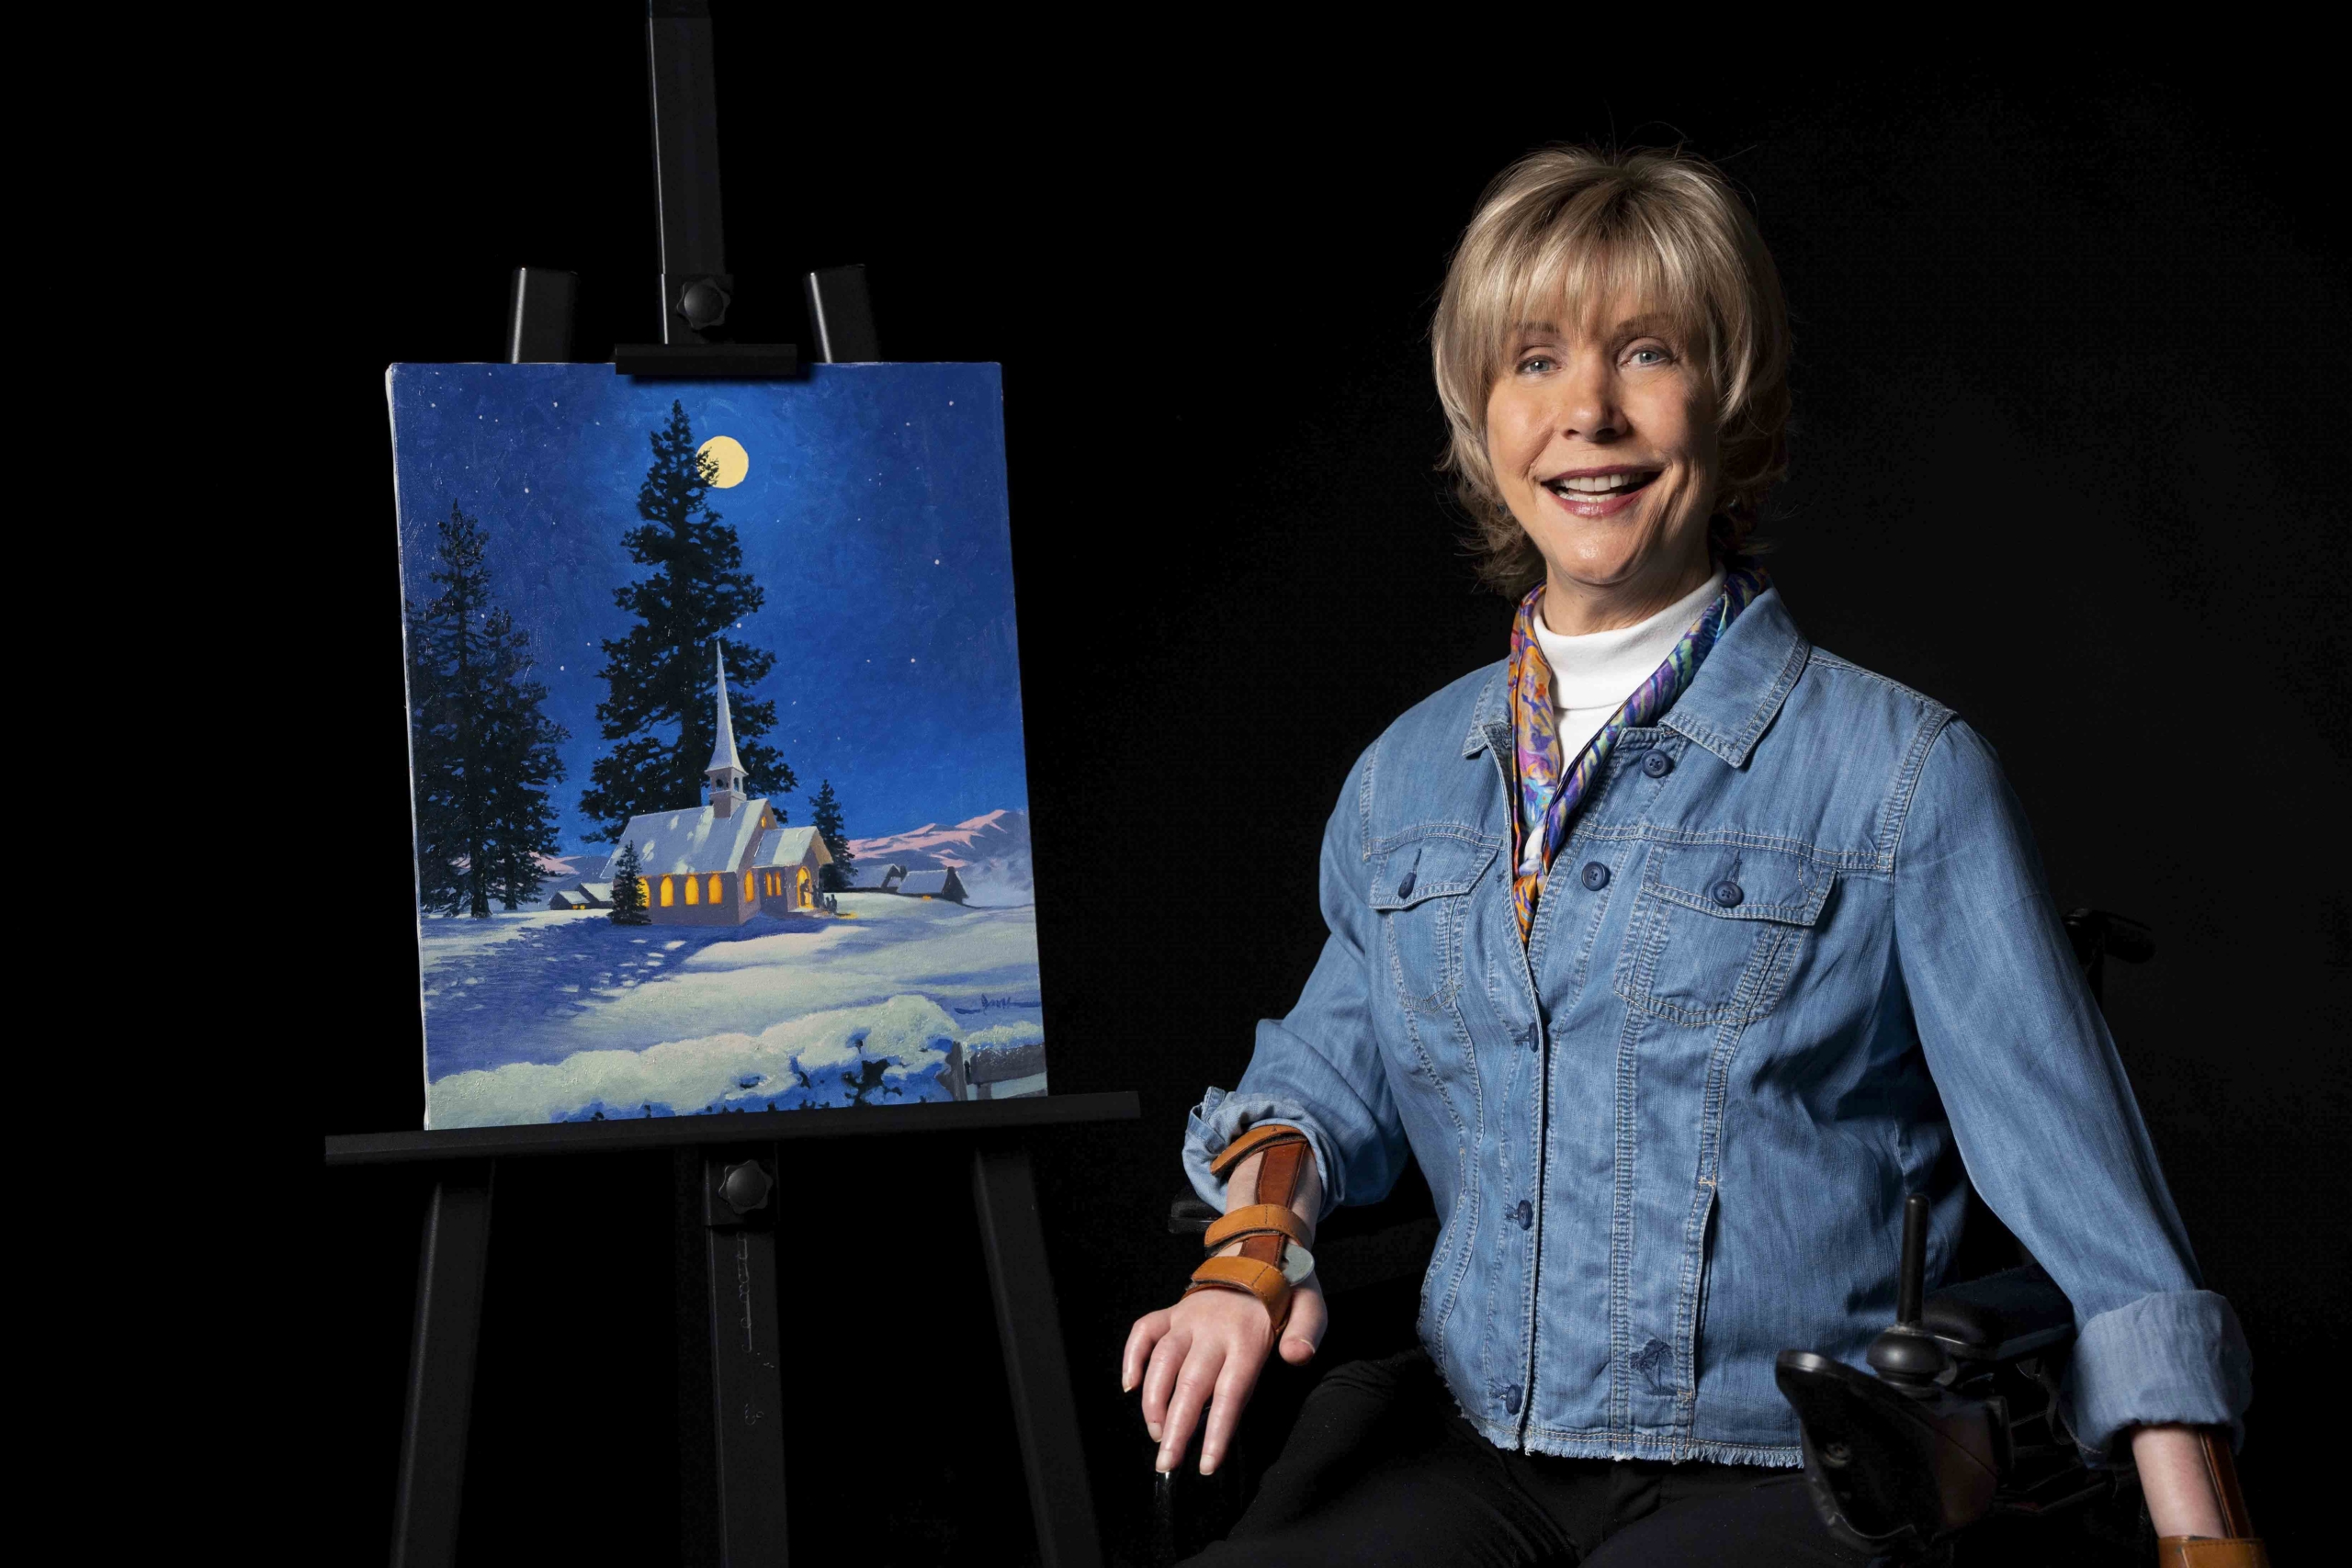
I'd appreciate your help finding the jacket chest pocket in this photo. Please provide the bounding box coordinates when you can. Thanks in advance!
[1370,833,1502,1014]
[1612,843,1833,1027]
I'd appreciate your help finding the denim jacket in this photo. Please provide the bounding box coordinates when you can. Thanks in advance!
[1184,588,2251,1467]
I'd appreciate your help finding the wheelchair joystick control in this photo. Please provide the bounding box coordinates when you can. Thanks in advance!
[1774,1190,2028,1558]
[1866,1194,1952,1391]
[1770,916,2171,1562]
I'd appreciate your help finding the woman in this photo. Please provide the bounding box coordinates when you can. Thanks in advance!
[1121,146,2256,1566]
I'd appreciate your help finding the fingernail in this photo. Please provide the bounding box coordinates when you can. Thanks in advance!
[1156,1451,1175,1473]
[1122,1377,1135,1393]
[1200,1455,1218,1477]
[1147,1422,1161,1443]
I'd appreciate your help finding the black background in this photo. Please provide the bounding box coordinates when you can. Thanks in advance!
[313,14,2346,1562]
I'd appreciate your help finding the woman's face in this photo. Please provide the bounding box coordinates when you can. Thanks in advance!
[1484,290,1721,628]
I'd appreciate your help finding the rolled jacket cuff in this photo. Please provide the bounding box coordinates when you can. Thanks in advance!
[2062,1289,2253,1461]
[1182,1086,1341,1223]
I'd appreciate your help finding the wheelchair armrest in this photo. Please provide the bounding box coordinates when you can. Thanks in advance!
[1920,1262,2075,1362]
[1169,1195,1218,1237]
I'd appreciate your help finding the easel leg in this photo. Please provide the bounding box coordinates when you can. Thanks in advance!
[971,1141,1103,1568]
[701,1150,792,1567]
[391,1160,495,1568]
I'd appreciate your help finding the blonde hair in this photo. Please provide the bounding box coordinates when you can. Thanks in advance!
[1431,145,1792,597]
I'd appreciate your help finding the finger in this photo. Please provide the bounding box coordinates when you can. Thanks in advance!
[1198,1344,1266,1476]
[1140,1327,1190,1440]
[1278,1278,1328,1365]
[1123,1310,1170,1393]
[1158,1339,1227,1473]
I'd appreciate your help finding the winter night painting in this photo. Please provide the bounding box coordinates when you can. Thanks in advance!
[389,363,1047,1128]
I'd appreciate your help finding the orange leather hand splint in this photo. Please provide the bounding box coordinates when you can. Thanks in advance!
[2154,1428,2267,1566]
[1185,1254,1292,1322]
[1206,1122,1312,1179]
[1186,1124,1314,1334]
[2156,1542,2269,1568]
[1203,1203,1312,1252]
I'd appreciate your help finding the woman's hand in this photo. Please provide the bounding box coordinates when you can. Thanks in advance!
[1124,1143,1329,1474]
[1124,1271,1328,1475]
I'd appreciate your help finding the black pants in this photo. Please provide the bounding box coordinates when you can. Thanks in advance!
[1181,1348,1871,1568]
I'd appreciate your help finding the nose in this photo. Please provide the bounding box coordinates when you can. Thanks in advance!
[1554,352,1624,443]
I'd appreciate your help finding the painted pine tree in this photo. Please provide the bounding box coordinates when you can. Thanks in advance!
[408,502,571,918]
[482,611,570,910]
[810,779,855,890]
[581,401,794,840]
[608,840,650,925]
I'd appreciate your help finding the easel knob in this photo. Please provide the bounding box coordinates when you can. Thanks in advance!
[675,275,732,333]
[718,1159,774,1215]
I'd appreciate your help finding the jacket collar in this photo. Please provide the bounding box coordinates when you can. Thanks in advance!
[1460,585,1811,769]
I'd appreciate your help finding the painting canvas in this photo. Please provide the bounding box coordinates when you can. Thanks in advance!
[390,363,1046,1128]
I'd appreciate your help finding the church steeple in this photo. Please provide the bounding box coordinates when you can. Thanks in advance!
[706,642,748,818]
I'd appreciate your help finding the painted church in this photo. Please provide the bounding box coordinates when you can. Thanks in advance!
[599,645,833,926]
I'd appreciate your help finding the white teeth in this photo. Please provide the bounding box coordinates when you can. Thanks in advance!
[1547,471,1653,496]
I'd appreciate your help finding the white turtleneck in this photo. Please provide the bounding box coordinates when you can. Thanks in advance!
[1532,566,1727,761]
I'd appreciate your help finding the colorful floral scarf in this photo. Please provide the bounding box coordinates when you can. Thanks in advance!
[1508,565,1769,942]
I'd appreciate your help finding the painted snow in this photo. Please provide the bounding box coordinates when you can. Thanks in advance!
[390,362,1047,1128]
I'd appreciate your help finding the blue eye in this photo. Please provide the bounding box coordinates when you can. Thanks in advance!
[1518,355,1555,374]
[1628,346,1671,367]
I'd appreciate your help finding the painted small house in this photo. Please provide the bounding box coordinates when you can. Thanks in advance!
[846,863,906,893]
[898,867,968,904]
[599,646,834,927]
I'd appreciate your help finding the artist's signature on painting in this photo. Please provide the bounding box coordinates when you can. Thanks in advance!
[952,994,1040,1015]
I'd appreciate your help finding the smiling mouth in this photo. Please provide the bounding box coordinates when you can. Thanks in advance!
[1544,469,1660,501]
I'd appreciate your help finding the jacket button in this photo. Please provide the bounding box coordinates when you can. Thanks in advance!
[1643,751,1673,778]
[1712,879,1744,908]
[1396,872,1416,899]
[1505,1383,1523,1415]
[1514,1199,1532,1230]
[1580,862,1610,891]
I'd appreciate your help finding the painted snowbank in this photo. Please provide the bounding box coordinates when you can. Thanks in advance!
[428,994,969,1126]
[416,895,1046,1126]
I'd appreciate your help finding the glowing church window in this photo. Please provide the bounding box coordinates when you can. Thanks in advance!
[660,877,674,908]
[708,874,723,904]
[684,875,700,906]
[743,871,755,901]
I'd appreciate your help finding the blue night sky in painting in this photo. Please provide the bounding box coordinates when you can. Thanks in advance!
[388,363,1028,856]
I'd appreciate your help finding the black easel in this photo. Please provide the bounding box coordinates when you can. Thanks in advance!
[346,7,1133,1562]
[338,1099,1132,1567]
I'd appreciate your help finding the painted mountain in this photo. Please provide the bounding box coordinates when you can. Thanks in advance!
[849,809,1033,907]
[390,362,1049,1128]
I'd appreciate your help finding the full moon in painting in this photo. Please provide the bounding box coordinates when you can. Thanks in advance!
[699,434,749,488]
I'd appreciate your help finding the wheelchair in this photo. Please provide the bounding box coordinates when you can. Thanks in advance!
[1152,910,2254,1564]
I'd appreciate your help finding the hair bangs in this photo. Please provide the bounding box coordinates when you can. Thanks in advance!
[1507,204,1717,381]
